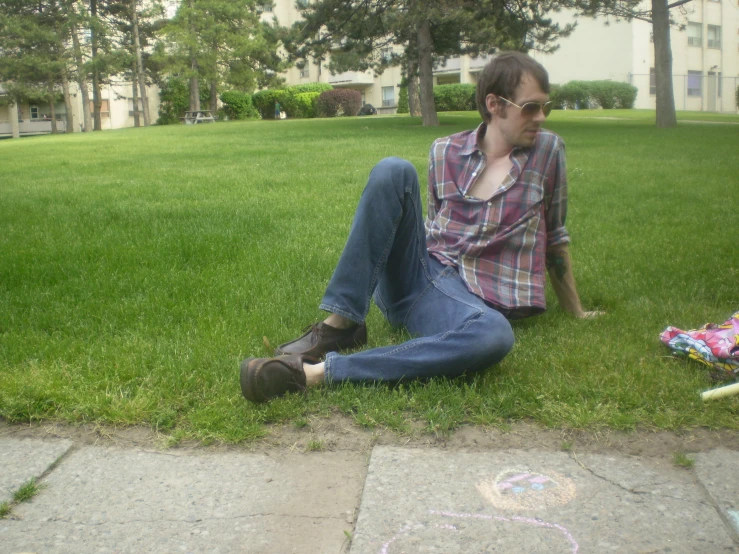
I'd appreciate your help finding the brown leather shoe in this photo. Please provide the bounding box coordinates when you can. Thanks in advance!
[275,322,367,358]
[240,354,319,403]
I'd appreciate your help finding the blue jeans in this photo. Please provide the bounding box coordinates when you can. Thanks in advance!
[319,158,514,382]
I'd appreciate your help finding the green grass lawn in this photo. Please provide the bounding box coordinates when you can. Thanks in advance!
[1,109,737,444]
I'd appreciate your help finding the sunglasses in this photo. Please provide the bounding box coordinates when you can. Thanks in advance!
[498,97,553,118]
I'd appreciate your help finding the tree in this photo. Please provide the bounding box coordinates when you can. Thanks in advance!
[161,0,285,113]
[0,0,72,133]
[288,0,574,126]
[568,0,690,128]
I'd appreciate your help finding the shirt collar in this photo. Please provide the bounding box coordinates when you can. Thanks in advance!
[464,122,533,158]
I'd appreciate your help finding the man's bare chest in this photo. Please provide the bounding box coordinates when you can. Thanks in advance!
[466,158,514,200]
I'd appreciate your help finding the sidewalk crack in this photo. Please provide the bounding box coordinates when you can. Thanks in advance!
[570,451,711,506]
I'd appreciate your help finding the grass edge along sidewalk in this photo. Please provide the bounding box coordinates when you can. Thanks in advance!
[0,110,737,444]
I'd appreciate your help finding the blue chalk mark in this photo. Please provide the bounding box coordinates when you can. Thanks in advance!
[512,487,525,494]
[728,509,739,533]
[531,483,545,491]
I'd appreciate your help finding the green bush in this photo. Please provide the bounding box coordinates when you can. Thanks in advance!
[220,91,258,120]
[316,88,362,117]
[433,83,476,112]
[285,91,321,118]
[397,86,409,114]
[734,84,738,109]
[549,84,565,110]
[555,80,637,110]
[252,89,286,119]
[286,82,333,95]
[558,81,593,110]
[157,76,211,124]
[281,84,330,118]
[157,77,189,125]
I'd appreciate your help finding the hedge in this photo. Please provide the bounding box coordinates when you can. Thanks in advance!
[157,76,211,125]
[252,83,333,119]
[220,91,258,120]
[252,89,286,119]
[434,83,476,112]
[281,83,331,118]
[396,83,475,114]
[316,88,362,117]
[397,86,409,113]
[553,80,637,110]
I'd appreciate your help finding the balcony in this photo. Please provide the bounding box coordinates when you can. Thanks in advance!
[328,71,374,86]
[469,55,493,72]
[435,57,461,74]
[0,119,67,136]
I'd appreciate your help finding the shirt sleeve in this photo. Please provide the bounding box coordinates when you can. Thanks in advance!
[545,140,570,248]
[426,141,441,229]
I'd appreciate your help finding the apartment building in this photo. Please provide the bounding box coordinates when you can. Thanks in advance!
[271,0,739,113]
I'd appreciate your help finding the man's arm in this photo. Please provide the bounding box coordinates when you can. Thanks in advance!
[544,141,601,319]
[546,243,587,318]
[426,141,442,225]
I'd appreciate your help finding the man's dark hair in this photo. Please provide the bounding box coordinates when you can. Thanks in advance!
[476,52,550,122]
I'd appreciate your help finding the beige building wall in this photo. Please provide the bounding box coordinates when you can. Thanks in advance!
[272,0,738,114]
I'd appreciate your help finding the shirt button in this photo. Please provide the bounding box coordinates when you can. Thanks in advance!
[487,202,492,206]
[482,226,488,231]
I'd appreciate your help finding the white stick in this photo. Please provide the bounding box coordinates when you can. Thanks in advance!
[701,382,739,401]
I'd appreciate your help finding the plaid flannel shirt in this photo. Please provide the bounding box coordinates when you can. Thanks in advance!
[425,123,570,318]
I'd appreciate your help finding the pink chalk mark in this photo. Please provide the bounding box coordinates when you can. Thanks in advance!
[378,510,579,554]
[529,475,552,484]
[497,482,513,490]
[504,473,531,483]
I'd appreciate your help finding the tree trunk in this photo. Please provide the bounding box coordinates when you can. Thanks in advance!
[48,81,59,134]
[61,64,75,133]
[91,0,102,131]
[652,0,677,128]
[416,19,438,126]
[131,0,150,126]
[9,101,20,139]
[210,79,218,114]
[189,68,200,112]
[188,0,200,112]
[407,59,422,117]
[69,17,92,132]
[132,63,141,127]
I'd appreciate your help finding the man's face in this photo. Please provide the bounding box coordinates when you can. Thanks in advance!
[486,74,548,148]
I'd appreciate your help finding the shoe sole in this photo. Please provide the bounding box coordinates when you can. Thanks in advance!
[240,357,263,403]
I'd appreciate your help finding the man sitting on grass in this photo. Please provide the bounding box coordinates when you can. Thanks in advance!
[240,51,600,403]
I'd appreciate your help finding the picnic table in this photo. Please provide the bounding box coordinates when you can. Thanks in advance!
[183,110,216,124]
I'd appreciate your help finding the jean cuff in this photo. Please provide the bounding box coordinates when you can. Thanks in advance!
[323,352,339,384]
[318,303,364,325]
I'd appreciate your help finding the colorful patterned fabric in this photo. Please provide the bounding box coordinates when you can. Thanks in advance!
[426,123,569,318]
[660,312,739,380]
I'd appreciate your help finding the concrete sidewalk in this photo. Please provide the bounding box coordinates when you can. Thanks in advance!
[1,436,737,553]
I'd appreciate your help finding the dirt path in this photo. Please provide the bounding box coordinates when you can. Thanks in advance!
[2,415,738,461]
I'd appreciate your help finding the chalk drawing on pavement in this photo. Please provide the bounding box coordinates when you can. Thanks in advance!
[380,510,579,554]
[728,509,739,533]
[476,469,577,510]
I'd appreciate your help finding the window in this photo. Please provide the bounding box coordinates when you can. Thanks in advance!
[88,100,110,115]
[300,65,310,78]
[381,47,393,62]
[30,106,39,119]
[687,71,702,97]
[707,25,721,49]
[649,68,656,95]
[687,22,702,47]
[382,86,395,107]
